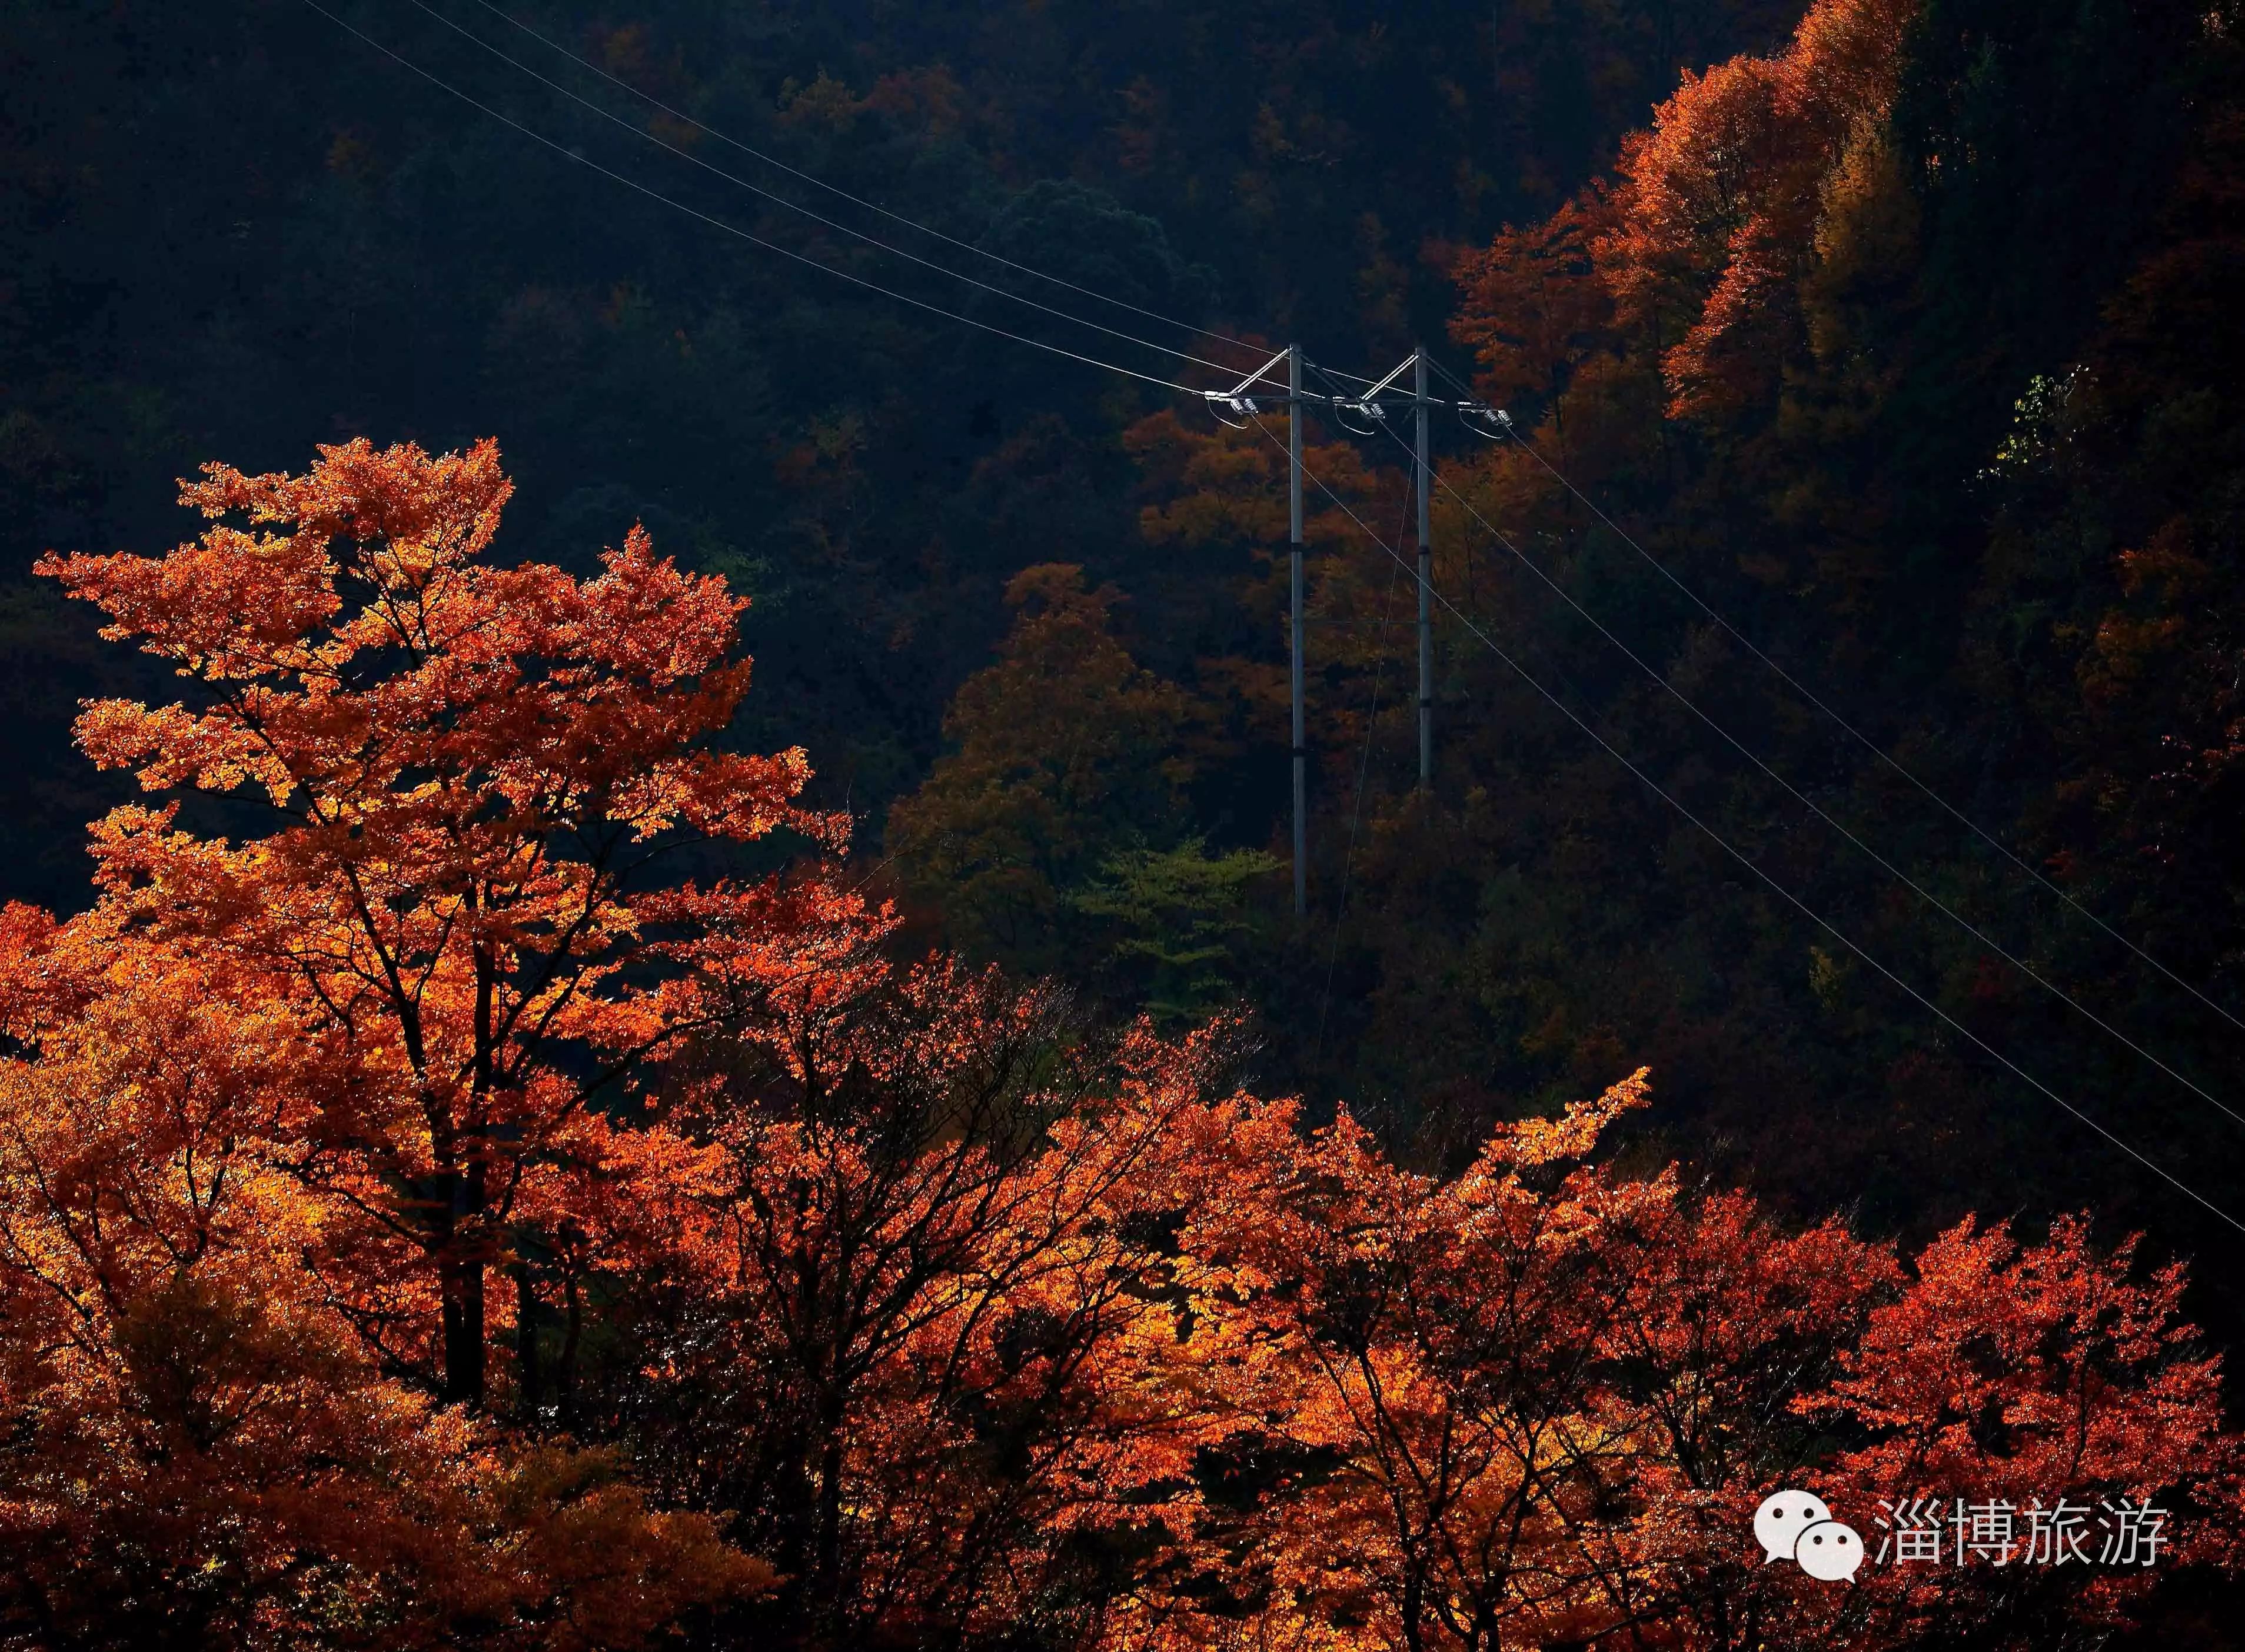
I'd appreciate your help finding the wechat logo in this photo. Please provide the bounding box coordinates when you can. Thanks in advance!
[1755,1489,1864,1581]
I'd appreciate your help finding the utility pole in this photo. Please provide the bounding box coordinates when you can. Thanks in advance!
[1289,344,1308,917]
[1199,343,1309,920]
[1415,346,1432,790]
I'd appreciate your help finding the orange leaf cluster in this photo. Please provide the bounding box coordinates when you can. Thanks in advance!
[1453,0,1921,427]
[4,438,2241,1649]
[1596,0,1918,418]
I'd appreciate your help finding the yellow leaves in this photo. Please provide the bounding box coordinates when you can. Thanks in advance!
[1813,115,1920,282]
[1484,1064,1652,1170]
[777,68,863,134]
[75,697,297,804]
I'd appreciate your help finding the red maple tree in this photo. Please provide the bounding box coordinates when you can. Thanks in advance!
[32,437,872,1408]
[5,435,2241,1651]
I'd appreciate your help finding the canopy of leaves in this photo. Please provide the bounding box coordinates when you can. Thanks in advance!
[14,1,2245,1643]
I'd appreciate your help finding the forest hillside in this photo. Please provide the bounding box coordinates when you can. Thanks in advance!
[6,1,2245,1645]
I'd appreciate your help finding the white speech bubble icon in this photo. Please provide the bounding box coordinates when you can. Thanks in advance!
[1753,1489,1832,1563]
[1795,1518,1864,1581]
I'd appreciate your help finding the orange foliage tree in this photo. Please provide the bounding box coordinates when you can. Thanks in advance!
[1451,196,1619,458]
[5,435,2244,1650]
[613,963,1255,1647]
[0,903,763,1647]
[1452,0,1921,430]
[30,438,871,1409]
[0,435,861,1641]
[885,564,1194,965]
[1134,1071,2244,1651]
[1593,0,1919,419]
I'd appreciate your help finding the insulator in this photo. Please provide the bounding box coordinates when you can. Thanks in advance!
[1203,391,1255,429]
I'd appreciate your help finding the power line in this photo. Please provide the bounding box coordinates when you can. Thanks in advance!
[1423,354,2245,1046]
[459,0,1273,368]
[405,0,1262,383]
[312,4,1420,412]
[300,1,1201,395]
[307,0,2245,1204]
[1363,409,2245,1133]
[1250,411,2245,1240]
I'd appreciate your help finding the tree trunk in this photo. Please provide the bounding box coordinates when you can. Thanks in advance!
[442,1254,485,1405]
[441,1155,488,1404]
[514,1264,541,1424]
[558,1271,583,1430]
[814,1407,846,1619]
[1402,1567,1428,1652]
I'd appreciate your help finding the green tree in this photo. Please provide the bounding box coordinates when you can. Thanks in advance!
[1069,837,1281,1025]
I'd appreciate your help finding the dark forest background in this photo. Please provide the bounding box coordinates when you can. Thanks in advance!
[9,0,2245,1366]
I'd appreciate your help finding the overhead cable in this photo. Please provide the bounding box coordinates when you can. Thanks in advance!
[1252,411,2245,1238]
[301,1,1202,394]
[1359,403,2245,1131]
[408,0,1268,382]
[1424,355,2245,1045]
[460,0,1273,368]
[307,1,2242,1212]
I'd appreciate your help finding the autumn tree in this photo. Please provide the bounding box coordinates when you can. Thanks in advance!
[1811,1215,2244,1647]
[1140,1070,2245,1652]
[0,904,762,1649]
[1441,0,1931,624]
[31,437,874,1408]
[1591,0,1920,421]
[12,418,2245,1652]
[1451,196,1620,458]
[602,960,1260,1647]
[886,564,1196,971]
[1143,1071,1870,1649]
